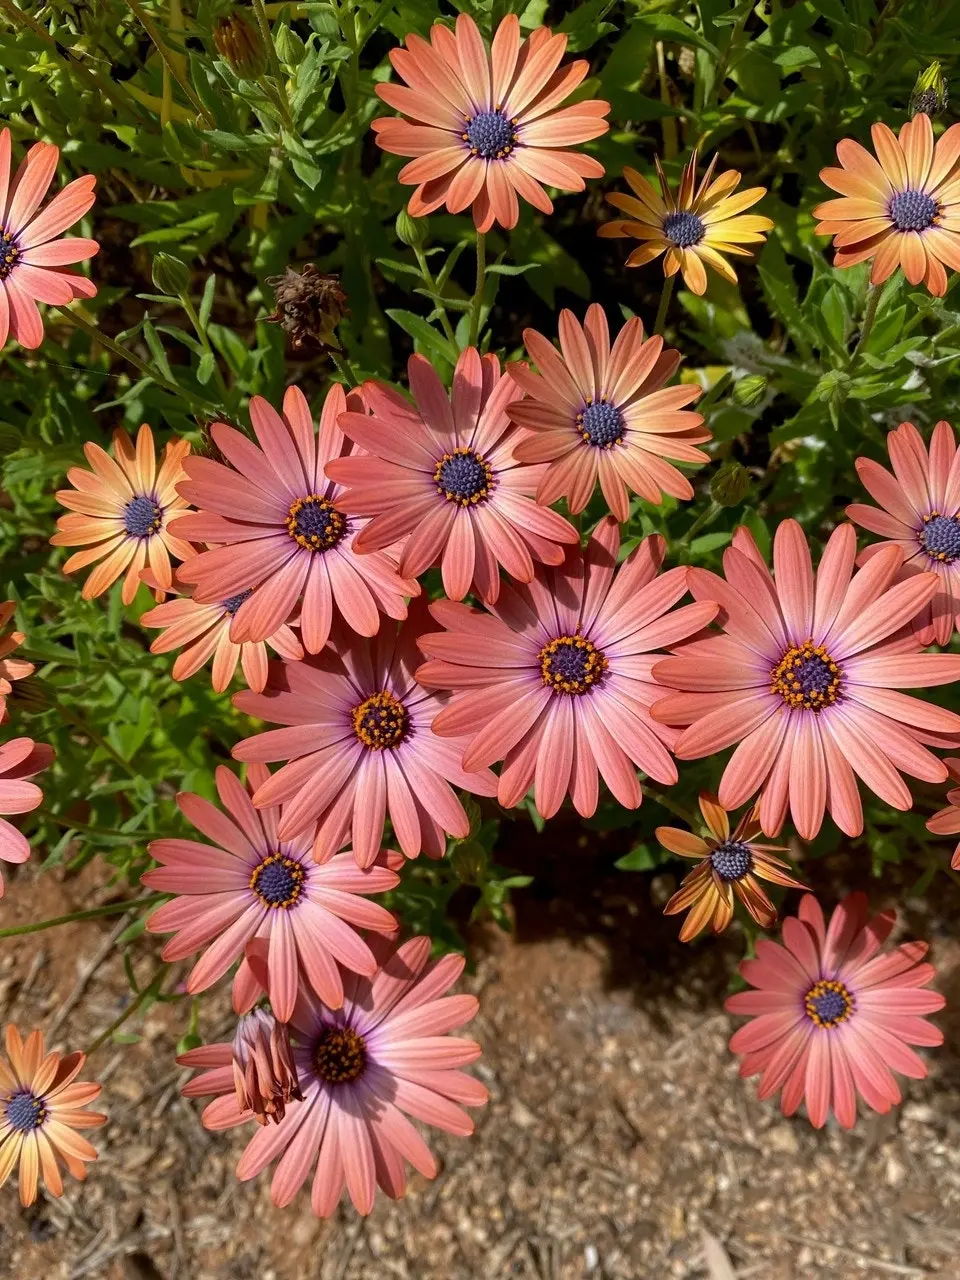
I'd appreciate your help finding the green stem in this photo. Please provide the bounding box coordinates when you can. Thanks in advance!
[86,965,168,1055]
[680,499,721,545]
[252,0,296,132]
[645,786,696,826]
[122,0,215,127]
[467,231,487,349]
[47,816,161,841]
[180,293,231,404]
[848,283,881,368]
[653,274,675,337]
[0,897,164,940]
[330,350,363,386]
[51,696,145,781]
[696,370,733,415]
[413,246,458,345]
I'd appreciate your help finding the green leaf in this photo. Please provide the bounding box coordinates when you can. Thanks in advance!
[385,309,459,364]
[615,844,657,871]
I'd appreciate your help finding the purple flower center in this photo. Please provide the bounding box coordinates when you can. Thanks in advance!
[771,639,842,712]
[539,635,608,696]
[123,494,163,539]
[4,1089,45,1132]
[462,110,516,159]
[286,495,346,552]
[577,400,625,449]
[313,1025,367,1084]
[352,690,408,750]
[710,839,753,882]
[919,512,960,563]
[804,978,854,1028]
[434,447,494,506]
[0,230,19,281]
[222,589,253,615]
[663,210,705,248]
[888,189,938,232]
[250,852,305,909]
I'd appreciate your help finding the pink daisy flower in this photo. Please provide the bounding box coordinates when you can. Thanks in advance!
[178,935,488,1217]
[847,419,960,645]
[172,384,415,654]
[653,520,960,840]
[142,763,401,1021]
[372,14,609,232]
[416,517,718,819]
[726,893,945,1129]
[0,129,98,350]
[926,756,960,869]
[0,739,53,898]
[506,304,709,522]
[0,602,35,725]
[233,606,498,868]
[329,347,578,604]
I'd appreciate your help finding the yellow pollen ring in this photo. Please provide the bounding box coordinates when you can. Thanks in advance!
[351,690,408,750]
[804,978,855,1028]
[770,638,842,712]
[538,634,608,696]
[432,446,495,507]
[249,852,306,910]
[285,494,346,552]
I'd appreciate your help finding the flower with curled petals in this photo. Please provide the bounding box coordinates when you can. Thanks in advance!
[329,347,578,603]
[0,738,53,898]
[143,763,401,1020]
[172,385,414,654]
[0,129,98,350]
[814,113,960,297]
[652,520,960,841]
[416,518,718,820]
[372,14,609,232]
[177,935,488,1218]
[0,603,34,724]
[926,756,960,869]
[506,304,708,521]
[726,894,945,1129]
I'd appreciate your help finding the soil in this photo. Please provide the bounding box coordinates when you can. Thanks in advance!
[1,823,960,1280]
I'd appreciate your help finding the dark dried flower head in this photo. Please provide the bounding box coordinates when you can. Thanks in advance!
[213,13,266,81]
[265,264,348,353]
[232,1008,302,1125]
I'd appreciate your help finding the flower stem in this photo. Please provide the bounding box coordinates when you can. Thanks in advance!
[86,964,168,1055]
[645,786,696,826]
[653,274,676,337]
[413,246,458,346]
[180,293,231,405]
[467,231,487,349]
[848,283,881,368]
[121,0,215,127]
[330,350,363,386]
[680,499,721,546]
[252,0,296,132]
[0,896,164,940]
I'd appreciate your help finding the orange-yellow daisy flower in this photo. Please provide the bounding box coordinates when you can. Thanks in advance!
[658,793,806,943]
[0,1025,106,1206]
[598,151,773,295]
[814,113,960,297]
[0,603,34,724]
[52,424,195,606]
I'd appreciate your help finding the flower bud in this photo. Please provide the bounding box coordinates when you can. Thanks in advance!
[275,23,306,67]
[814,369,850,405]
[710,459,751,508]
[395,207,427,248]
[910,62,948,119]
[731,374,768,408]
[265,264,348,353]
[213,13,267,80]
[450,841,487,885]
[231,1008,302,1126]
[151,252,191,298]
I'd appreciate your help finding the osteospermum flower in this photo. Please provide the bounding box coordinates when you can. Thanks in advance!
[0,738,53,898]
[659,793,806,942]
[143,763,401,1020]
[653,520,960,840]
[926,756,960,869]
[372,14,609,232]
[416,518,718,819]
[181,1007,302,1128]
[329,347,578,603]
[814,113,960,297]
[172,385,414,654]
[140,573,303,694]
[0,130,97,350]
[599,151,773,295]
[847,419,960,645]
[52,424,194,606]
[233,608,498,867]
[0,1024,106,1205]
[506,304,708,521]
[178,936,488,1217]
[726,893,945,1129]
[0,603,34,724]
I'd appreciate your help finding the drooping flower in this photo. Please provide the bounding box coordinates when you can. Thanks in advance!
[926,756,960,869]
[652,520,960,840]
[659,793,806,942]
[329,347,578,603]
[140,574,304,694]
[0,1024,106,1205]
[814,113,960,297]
[52,425,194,606]
[0,603,34,724]
[0,130,98,350]
[726,893,945,1129]
[372,14,610,232]
[143,763,401,1020]
[598,151,773,295]
[506,304,708,521]
[847,419,960,645]
[220,1008,302,1127]
[172,385,414,654]
[233,607,498,868]
[0,738,53,898]
[178,936,487,1217]
[416,518,718,819]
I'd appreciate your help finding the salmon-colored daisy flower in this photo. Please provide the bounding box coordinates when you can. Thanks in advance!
[372,14,609,232]
[653,521,960,840]
[140,572,303,694]
[506,304,708,521]
[814,113,960,297]
[0,603,34,724]
[178,935,488,1217]
[217,1007,303,1127]
[329,347,578,604]
[926,756,960,869]
[143,763,401,1020]
[52,424,194,606]
[659,793,806,942]
[0,1024,106,1205]
[847,419,960,645]
[0,738,53,898]
[233,606,498,868]
[726,893,945,1129]
[416,518,718,820]
[172,385,414,654]
[599,151,773,295]
[0,129,98,350]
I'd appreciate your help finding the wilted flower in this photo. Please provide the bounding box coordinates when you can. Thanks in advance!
[264,264,348,353]
[229,1009,302,1126]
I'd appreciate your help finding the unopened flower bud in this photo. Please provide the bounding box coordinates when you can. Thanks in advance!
[395,207,427,248]
[450,841,487,885]
[213,13,267,80]
[814,369,850,405]
[151,252,191,298]
[265,264,348,353]
[232,1008,302,1126]
[710,459,751,507]
[275,23,306,67]
[910,62,948,119]
[731,374,768,408]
